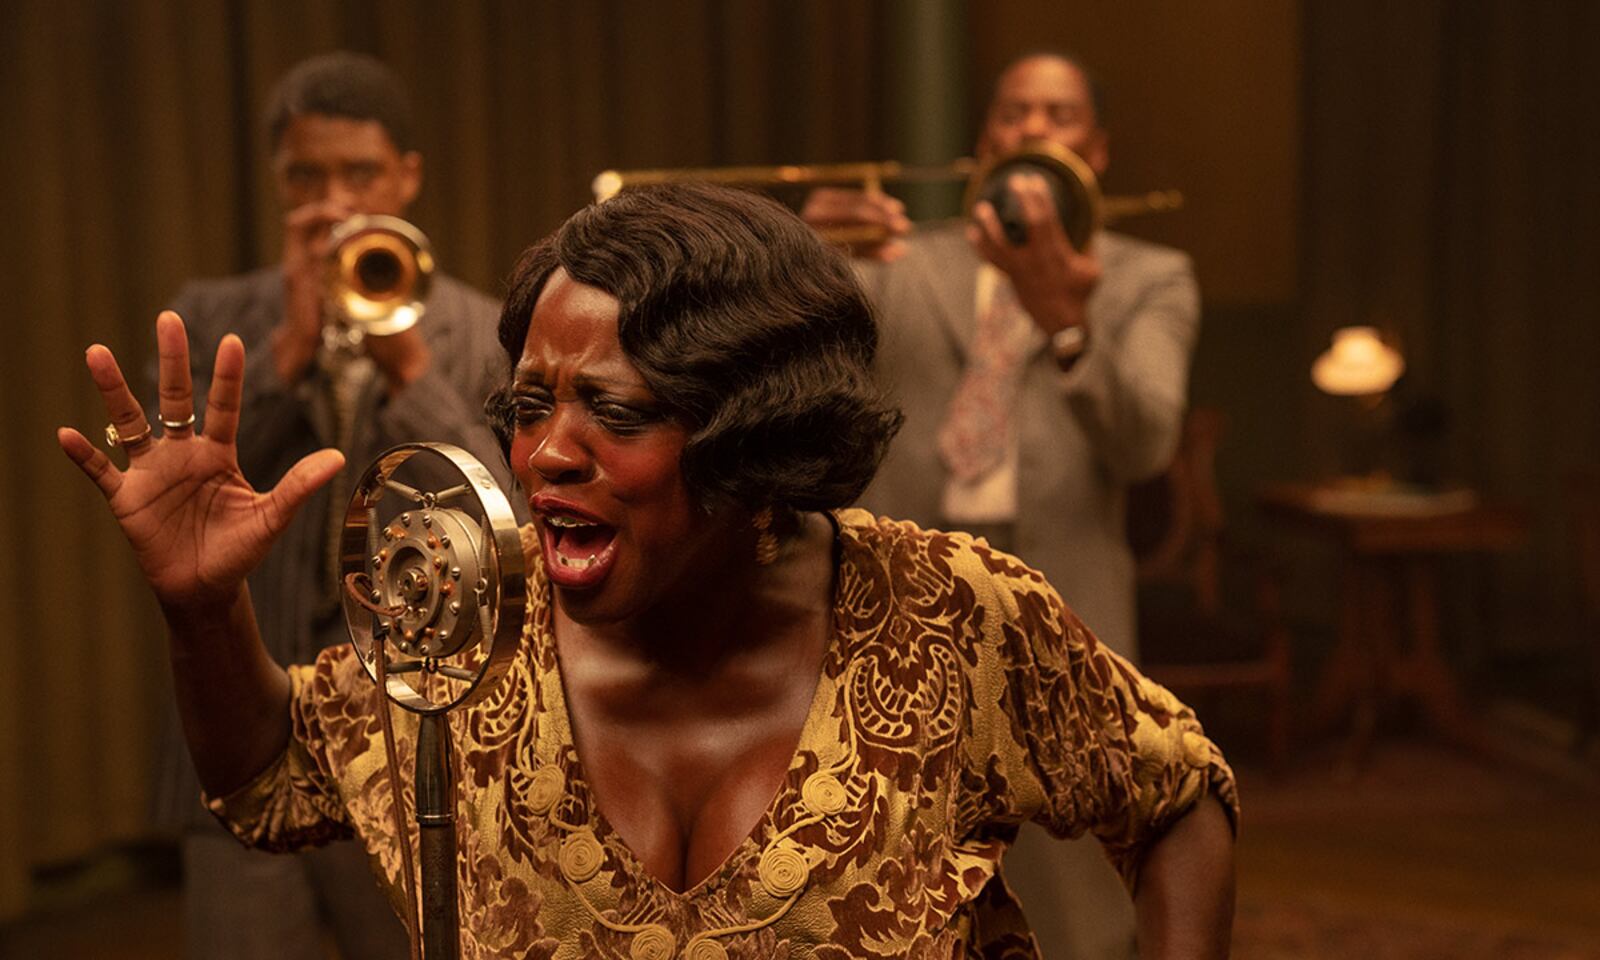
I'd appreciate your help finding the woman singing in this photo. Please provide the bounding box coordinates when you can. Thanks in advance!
[60,183,1235,959]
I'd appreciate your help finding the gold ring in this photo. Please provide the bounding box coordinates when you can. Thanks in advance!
[160,413,196,433]
[105,422,153,449]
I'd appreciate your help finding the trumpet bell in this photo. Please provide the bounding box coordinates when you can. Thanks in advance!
[327,214,435,337]
[964,140,1103,250]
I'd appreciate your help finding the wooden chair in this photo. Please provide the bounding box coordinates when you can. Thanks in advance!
[1128,407,1293,768]
[1568,470,1600,752]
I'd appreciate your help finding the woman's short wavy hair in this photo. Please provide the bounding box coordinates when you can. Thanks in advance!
[489,182,903,514]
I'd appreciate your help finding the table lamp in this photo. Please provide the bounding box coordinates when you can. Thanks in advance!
[1312,325,1405,398]
[1312,326,1406,482]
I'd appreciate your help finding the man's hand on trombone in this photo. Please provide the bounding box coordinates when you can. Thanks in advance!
[800,187,913,262]
[969,170,1101,346]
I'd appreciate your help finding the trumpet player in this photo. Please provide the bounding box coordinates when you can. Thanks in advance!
[803,52,1211,960]
[147,52,512,960]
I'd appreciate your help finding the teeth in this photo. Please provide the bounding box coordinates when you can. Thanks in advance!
[556,553,599,570]
[545,515,592,529]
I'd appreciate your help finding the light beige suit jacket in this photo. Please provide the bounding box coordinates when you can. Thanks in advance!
[856,222,1200,659]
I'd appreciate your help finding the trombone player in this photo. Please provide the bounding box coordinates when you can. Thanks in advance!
[803,51,1210,960]
[148,52,513,960]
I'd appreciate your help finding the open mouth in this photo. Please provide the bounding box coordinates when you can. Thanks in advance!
[538,512,619,589]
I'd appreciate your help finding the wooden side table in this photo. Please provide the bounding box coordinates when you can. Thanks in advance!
[1257,483,1528,760]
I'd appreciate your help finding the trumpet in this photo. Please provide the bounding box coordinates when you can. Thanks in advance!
[592,140,1182,251]
[325,214,435,338]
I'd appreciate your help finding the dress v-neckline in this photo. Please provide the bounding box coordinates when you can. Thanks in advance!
[530,512,847,898]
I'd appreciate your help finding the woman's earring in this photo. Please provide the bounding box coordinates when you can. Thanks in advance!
[753,506,779,566]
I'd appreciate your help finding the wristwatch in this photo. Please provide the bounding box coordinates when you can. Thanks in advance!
[1051,324,1089,363]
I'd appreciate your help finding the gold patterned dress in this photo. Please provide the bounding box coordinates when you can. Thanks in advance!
[210,509,1238,959]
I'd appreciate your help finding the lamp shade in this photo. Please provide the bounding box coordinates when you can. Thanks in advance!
[1312,326,1405,396]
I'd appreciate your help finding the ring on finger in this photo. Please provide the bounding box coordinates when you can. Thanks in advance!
[105,421,153,450]
[160,413,196,434]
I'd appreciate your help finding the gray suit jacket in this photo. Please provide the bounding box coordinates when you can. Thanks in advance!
[857,223,1199,658]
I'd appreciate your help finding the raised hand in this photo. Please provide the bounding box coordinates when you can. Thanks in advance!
[58,310,345,611]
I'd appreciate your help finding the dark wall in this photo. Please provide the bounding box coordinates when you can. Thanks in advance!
[972,1,1302,308]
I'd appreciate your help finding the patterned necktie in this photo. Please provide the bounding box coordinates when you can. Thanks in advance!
[937,270,1040,482]
[318,347,375,619]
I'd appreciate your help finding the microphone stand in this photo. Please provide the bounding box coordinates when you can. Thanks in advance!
[416,713,458,960]
[341,443,525,960]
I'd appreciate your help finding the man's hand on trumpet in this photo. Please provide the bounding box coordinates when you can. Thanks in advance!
[274,199,433,395]
[360,309,431,396]
[800,187,913,262]
[275,199,354,384]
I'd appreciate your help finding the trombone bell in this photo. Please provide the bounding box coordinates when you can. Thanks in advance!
[326,215,435,337]
[966,140,1105,250]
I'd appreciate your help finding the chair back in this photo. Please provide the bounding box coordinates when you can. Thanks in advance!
[1126,407,1226,615]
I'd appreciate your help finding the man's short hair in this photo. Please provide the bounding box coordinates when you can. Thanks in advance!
[265,52,415,152]
[992,50,1109,128]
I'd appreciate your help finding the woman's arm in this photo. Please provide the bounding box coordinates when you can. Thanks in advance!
[59,310,341,796]
[1132,792,1236,960]
[160,584,293,796]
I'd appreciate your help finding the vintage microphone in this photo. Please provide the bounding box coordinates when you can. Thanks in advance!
[337,443,526,960]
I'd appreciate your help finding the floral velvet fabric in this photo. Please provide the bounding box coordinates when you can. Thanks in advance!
[210,509,1237,959]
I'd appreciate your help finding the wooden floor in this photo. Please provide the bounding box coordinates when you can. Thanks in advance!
[1232,738,1600,958]
[3,736,1598,959]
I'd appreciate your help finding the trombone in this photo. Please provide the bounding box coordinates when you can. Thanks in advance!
[592,140,1183,250]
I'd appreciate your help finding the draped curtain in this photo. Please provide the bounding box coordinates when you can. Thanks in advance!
[0,0,896,919]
